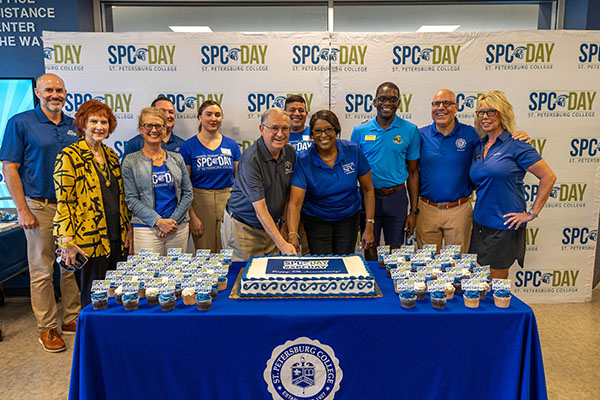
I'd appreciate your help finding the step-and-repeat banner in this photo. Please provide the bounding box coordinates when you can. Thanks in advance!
[43,30,600,303]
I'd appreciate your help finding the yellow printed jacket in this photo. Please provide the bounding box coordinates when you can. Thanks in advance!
[53,139,130,258]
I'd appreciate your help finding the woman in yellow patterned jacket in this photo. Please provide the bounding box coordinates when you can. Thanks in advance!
[54,100,132,307]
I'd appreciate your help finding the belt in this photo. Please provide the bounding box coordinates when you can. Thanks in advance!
[28,197,57,204]
[420,196,470,209]
[227,206,263,230]
[374,183,405,196]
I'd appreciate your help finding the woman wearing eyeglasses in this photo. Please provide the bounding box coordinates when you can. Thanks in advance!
[54,100,132,307]
[287,110,375,255]
[469,91,556,279]
[179,100,241,253]
[122,107,193,255]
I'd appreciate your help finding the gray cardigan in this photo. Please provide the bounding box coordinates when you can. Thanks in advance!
[122,150,193,227]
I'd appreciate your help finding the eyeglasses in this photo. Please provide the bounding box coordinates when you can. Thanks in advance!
[262,124,290,134]
[476,109,498,118]
[376,96,399,104]
[313,127,336,137]
[432,101,456,108]
[141,123,166,132]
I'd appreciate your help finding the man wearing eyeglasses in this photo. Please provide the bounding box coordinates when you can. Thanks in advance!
[351,82,420,261]
[124,96,185,156]
[416,89,480,253]
[225,108,297,261]
[417,89,529,253]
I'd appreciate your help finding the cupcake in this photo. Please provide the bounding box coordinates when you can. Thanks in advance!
[122,291,139,311]
[444,283,455,300]
[175,284,183,300]
[493,289,512,308]
[414,282,427,300]
[210,284,219,300]
[385,263,397,278]
[217,276,228,291]
[452,277,462,294]
[399,290,416,309]
[107,285,116,298]
[463,290,480,308]
[182,287,196,305]
[159,292,176,311]
[138,283,146,299]
[430,291,447,309]
[196,292,212,311]
[91,291,108,310]
[479,282,490,300]
[115,286,124,304]
[145,287,159,305]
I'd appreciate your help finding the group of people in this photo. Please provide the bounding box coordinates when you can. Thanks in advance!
[0,73,556,353]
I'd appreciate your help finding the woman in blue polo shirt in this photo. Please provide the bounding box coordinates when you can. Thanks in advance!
[122,107,193,256]
[179,100,241,253]
[469,91,556,279]
[287,110,375,255]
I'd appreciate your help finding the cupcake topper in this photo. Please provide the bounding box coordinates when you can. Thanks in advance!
[91,280,111,292]
[492,279,511,291]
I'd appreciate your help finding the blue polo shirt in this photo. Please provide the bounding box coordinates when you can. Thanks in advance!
[292,140,370,221]
[288,126,312,156]
[350,116,420,189]
[0,106,77,198]
[124,132,185,156]
[469,130,542,230]
[419,119,480,203]
[179,135,241,189]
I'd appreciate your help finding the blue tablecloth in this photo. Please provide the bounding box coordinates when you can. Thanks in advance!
[0,226,28,282]
[69,261,547,400]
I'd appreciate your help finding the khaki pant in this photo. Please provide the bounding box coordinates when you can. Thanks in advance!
[223,211,277,261]
[133,222,189,256]
[415,198,473,253]
[24,198,80,332]
[191,187,231,253]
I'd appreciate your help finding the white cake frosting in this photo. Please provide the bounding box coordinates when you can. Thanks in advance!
[239,255,376,298]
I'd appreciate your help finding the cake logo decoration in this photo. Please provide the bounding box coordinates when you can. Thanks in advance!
[264,337,343,400]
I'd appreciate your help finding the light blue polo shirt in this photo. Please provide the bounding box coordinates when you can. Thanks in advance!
[350,116,420,189]
[292,140,370,221]
[179,135,241,189]
[419,119,480,203]
[0,105,78,198]
[288,126,312,156]
[469,130,542,230]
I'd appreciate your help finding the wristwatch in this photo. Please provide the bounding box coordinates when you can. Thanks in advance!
[410,208,420,215]
[366,218,375,224]
[528,208,537,219]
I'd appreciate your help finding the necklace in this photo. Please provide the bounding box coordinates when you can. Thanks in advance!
[319,150,338,162]
[92,149,111,187]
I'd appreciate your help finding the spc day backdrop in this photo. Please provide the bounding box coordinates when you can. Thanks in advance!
[42,30,600,303]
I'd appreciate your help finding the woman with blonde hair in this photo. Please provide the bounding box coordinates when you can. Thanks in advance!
[469,91,556,279]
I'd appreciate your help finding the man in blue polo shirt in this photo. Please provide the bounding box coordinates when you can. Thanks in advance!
[124,96,185,157]
[351,82,420,261]
[416,89,480,252]
[0,73,80,352]
[284,95,312,254]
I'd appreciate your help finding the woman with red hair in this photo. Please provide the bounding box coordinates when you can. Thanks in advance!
[54,100,132,307]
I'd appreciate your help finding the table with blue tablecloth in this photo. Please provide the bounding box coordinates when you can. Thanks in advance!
[69,261,547,400]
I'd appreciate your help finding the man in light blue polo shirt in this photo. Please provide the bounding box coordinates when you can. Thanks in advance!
[416,89,480,252]
[124,96,185,156]
[351,82,420,260]
[0,73,80,352]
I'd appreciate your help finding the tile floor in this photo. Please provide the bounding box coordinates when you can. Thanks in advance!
[0,287,598,399]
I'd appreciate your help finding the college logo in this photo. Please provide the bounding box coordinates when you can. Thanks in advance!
[527,91,596,118]
[523,182,587,209]
[64,92,134,118]
[484,42,554,70]
[454,91,485,120]
[285,161,294,174]
[264,337,342,400]
[247,92,313,118]
[157,92,224,118]
[514,269,579,294]
[561,227,597,251]
[291,45,368,72]
[530,138,547,157]
[455,138,467,150]
[525,227,540,252]
[343,92,412,120]
[200,44,268,72]
[44,44,84,71]
[107,44,176,72]
[568,137,600,163]
[342,162,355,174]
[577,43,600,70]
[392,44,461,72]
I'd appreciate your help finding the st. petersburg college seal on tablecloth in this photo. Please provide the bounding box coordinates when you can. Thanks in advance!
[264,337,343,400]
